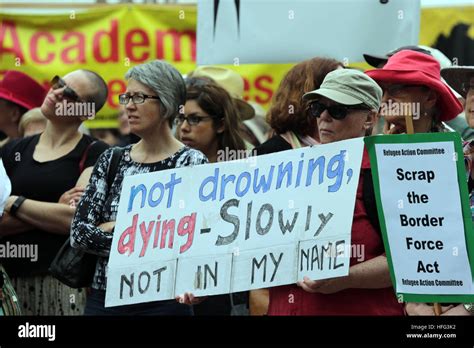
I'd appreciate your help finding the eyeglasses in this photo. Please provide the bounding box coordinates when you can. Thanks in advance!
[461,81,474,94]
[51,75,81,102]
[118,93,160,105]
[308,101,369,120]
[175,114,217,126]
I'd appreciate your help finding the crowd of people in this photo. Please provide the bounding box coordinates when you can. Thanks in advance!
[0,44,473,316]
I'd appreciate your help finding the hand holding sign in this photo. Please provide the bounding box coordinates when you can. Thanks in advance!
[297,276,350,295]
[106,138,365,307]
[405,303,437,316]
[405,302,454,316]
[364,133,474,307]
[440,305,471,316]
[175,292,207,305]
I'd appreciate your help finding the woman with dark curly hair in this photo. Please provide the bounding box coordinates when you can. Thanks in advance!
[367,50,466,316]
[257,57,343,155]
[175,77,248,315]
[177,77,246,163]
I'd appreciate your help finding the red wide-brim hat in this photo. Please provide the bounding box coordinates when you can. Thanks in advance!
[0,70,47,110]
[366,50,463,122]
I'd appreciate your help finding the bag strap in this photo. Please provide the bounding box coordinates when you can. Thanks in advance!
[280,131,303,149]
[79,140,97,174]
[0,268,4,289]
[290,132,303,149]
[107,147,124,188]
[0,264,21,315]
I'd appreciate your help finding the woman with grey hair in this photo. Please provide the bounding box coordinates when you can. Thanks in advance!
[70,60,208,315]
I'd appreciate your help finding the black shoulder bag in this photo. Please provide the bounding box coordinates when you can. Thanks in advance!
[49,147,123,288]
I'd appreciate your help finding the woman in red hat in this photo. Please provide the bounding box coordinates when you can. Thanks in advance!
[367,51,470,316]
[0,70,47,146]
[366,50,463,135]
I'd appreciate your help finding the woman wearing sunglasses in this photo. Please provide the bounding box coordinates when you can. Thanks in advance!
[263,68,404,316]
[70,60,207,315]
[250,57,341,314]
[0,69,110,315]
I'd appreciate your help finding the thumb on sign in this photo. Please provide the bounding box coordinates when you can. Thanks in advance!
[175,292,207,305]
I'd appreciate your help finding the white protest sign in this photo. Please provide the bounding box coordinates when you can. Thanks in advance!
[105,137,364,307]
[368,134,474,298]
[197,0,420,65]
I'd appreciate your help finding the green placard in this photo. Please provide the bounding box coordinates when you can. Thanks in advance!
[364,132,474,303]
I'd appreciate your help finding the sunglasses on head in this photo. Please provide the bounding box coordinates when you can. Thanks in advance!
[51,75,81,102]
[308,100,369,120]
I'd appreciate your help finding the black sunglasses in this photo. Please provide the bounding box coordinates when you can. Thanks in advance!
[51,75,81,102]
[308,101,369,120]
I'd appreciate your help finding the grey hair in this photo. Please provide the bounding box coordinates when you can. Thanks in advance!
[125,60,186,127]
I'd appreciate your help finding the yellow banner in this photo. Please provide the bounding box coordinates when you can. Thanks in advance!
[420,6,474,48]
[0,5,198,127]
[0,5,473,128]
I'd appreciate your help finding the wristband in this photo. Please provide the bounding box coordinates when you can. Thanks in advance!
[10,196,26,217]
[464,303,474,315]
